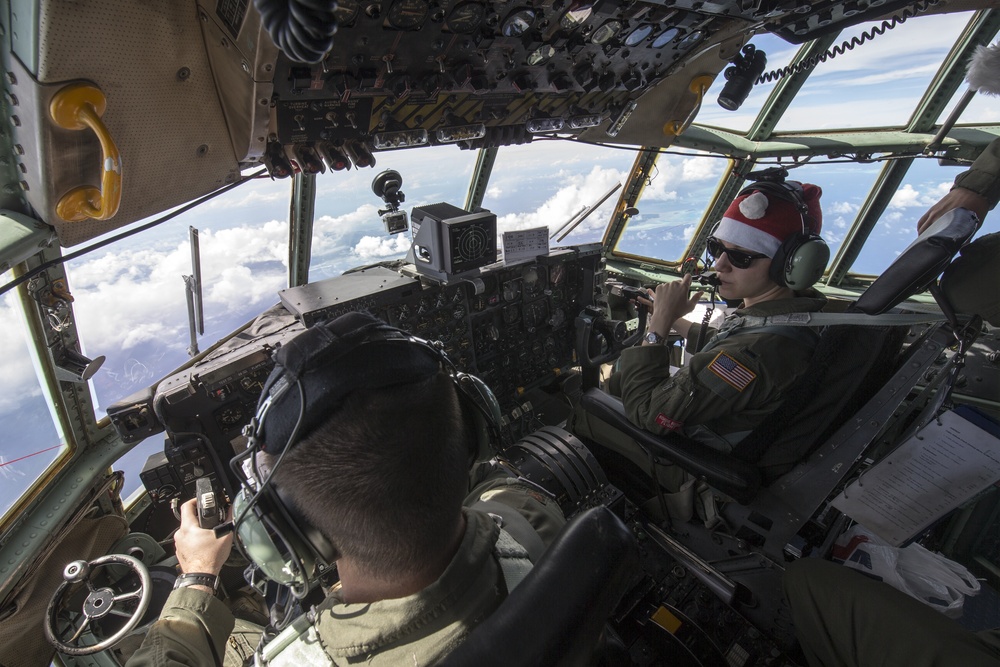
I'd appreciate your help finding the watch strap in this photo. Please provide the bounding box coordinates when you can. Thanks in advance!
[173,572,220,591]
[644,331,666,345]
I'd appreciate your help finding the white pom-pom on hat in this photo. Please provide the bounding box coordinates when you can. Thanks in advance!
[738,191,769,220]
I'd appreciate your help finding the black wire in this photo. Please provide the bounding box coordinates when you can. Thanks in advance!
[254,0,338,64]
[756,0,941,85]
[0,168,268,299]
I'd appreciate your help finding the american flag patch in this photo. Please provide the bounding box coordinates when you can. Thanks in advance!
[707,352,756,391]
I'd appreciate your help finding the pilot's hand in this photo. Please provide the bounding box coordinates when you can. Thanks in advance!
[647,274,701,339]
[916,186,989,235]
[175,498,232,577]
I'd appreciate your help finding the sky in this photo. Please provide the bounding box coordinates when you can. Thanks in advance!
[1,9,998,511]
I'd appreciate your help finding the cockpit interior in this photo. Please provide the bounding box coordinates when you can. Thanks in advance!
[1,0,999,665]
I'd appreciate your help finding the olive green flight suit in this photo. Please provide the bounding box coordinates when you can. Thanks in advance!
[955,137,1000,210]
[125,476,564,667]
[784,559,1000,667]
[570,291,826,509]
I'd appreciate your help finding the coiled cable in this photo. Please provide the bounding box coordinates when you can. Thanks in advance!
[254,0,338,64]
[756,0,940,85]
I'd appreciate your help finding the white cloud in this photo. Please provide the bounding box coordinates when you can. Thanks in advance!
[353,234,412,259]
[830,201,858,215]
[681,156,721,182]
[494,165,627,240]
[486,186,502,199]
[0,296,43,415]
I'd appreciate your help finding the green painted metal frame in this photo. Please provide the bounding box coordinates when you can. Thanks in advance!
[288,173,315,288]
[465,147,498,213]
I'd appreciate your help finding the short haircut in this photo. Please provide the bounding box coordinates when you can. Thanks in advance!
[271,370,470,578]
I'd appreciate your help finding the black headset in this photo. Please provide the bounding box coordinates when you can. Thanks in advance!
[737,172,830,290]
[230,311,504,597]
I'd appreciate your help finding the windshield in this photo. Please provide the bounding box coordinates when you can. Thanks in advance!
[0,283,66,522]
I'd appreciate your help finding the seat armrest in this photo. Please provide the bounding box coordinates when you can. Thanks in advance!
[579,389,761,503]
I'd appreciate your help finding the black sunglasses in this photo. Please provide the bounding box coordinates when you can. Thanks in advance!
[705,237,769,269]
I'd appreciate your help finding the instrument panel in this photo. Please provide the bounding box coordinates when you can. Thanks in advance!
[109,245,602,506]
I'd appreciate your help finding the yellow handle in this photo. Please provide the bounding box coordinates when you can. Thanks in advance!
[49,83,122,222]
[663,75,715,137]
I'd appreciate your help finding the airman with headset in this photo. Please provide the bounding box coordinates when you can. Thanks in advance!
[126,311,564,667]
[570,172,830,523]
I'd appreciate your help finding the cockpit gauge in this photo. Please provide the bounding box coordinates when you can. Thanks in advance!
[387,0,429,30]
[334,0,360,26]
[215,405,245,429]
[677,29,706,51]
[591,20,621,45]
[502,279,522,303]
[559,2,592,30]
[651,26,679,48]
[522,265,547,298]
[502,8,536,37]
[445,2,486,33]
[549,263,566,287]
[526,45,556,66]
[239,369,269,395]
[624,24,653,47]
[502,305,521,325]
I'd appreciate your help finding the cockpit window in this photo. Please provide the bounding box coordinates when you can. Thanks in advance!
[775,12,977,132]
[309,146,479,280]
[479,140,635,246]
[694,33,800,134]
[0,285,67,522]
[853,158,1000,275]
[612,151,728,263]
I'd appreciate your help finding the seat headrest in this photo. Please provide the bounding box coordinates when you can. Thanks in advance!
[853,208,980,315]
[940,231,1000,326]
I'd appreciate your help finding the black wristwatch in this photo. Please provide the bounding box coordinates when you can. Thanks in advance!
[644,331,668,345]
[173,572,220,592]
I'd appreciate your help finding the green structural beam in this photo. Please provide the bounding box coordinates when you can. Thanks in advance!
[465,147,498,213]
[289,173,316,288]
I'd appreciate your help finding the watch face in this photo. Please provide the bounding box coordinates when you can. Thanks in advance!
[645,331,664,345]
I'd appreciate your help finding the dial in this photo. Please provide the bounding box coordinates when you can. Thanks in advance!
[591,20,621,45]
[526,45,556,66]
[560,2,592,29]
[387,0,429,30]
[215,405,245,429]
[522,265,547,298]
[550,263,566,287]
[334,0,360,25]
[445,2,486,33]
[678,30,706,51]
[502,8,536,37]
[502,279,522,303]
[624,24,653,47]
[239,370,268,395]
[652,27,679,48]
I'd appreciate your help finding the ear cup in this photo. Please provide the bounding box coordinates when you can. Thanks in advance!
[455,372,504,463]
[769,233,830,289]
[232,488,317,590]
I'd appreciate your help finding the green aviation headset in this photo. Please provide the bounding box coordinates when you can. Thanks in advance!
[737,172,830,290]
[230,310,504,597]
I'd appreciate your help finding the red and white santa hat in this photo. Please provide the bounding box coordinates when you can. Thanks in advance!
[714,182,823,258]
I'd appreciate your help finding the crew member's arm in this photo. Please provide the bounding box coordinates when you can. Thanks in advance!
[640,274,702,343]
[126,499,235,667]
[917,137,1000,234]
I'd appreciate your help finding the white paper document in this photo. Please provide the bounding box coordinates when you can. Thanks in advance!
[502,227,549,264]
[831,410,1000,546]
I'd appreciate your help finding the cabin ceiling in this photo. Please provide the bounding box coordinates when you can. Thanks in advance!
[0,0,994,247]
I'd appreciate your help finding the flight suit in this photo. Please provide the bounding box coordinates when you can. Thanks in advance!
[570,291,826,507]
[954,137,1000,210]
[126,476,564,667]
[784,558,1000,667]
